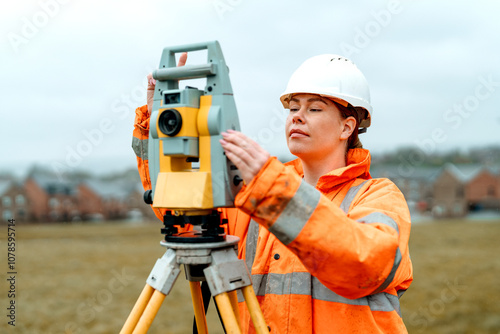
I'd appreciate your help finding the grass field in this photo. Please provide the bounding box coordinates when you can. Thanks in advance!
[1,219,499,333]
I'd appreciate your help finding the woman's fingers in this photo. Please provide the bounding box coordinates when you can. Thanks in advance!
[147,73,156,88]
[146,52,188,113]
[220,130,270,184]
[147,73,155,113]
[178,52,188,66]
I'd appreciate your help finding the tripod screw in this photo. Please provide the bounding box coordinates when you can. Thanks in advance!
[233,175,243,186]
[144,190,153,204]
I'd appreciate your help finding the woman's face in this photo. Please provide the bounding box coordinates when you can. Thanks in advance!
[285,94,352,161]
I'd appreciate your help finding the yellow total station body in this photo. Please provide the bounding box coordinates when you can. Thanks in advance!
[148,41,242,214]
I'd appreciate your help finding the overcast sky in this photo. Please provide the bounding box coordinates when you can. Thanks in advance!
[1,0,499,178]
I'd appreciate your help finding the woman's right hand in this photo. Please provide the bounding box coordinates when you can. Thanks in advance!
[147,52,188,113]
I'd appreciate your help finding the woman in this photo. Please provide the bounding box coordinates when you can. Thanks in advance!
[134,54,413,333]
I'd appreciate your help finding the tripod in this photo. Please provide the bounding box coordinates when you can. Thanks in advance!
[120,216,268,334]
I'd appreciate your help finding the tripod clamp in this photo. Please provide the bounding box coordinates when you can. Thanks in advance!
[147,236,251,297]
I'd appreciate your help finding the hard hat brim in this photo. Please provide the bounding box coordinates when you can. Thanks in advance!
[280,91,372,128]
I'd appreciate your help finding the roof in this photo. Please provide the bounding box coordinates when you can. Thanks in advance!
[27,166,79,195]
[442,163,484,183]
[82,179,138,201]
[485,164,500,175]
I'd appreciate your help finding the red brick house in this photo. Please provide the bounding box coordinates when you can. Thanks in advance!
[18,166,157,223]
[0,180,29,223]
[78,180,129,220]
[78,179,157,221]
[465,168,500,211]
[24,167,79,222]
[432,164,500,218]
[432,165,467,218]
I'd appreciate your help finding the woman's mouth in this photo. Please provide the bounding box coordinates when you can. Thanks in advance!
[289,129,309,138]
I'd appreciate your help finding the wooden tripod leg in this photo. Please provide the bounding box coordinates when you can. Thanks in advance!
[242,285,268,334]
[120,284,155,334]
[132,290,166,334]
[215,292,242,334]
[228,290,241,328]
[189,281,208,334]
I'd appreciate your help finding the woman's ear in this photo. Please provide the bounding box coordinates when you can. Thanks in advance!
[340,116,356,140]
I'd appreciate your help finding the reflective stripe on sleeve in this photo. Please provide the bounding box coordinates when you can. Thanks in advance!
[268,180,321,245]
[132,136,148,160]
[356,212,401,293]
[372,247,402,295]
[245,219,259,274]
[248,272,401,315]
[357,212,399,234]
[340,180,368,213]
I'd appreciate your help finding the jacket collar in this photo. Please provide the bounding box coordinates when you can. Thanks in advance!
[285,148,372,191]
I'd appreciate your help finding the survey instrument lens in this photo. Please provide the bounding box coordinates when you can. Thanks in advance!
[158,109,182,136]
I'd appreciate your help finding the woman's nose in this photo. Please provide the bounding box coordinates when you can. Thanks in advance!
[292,109,305,124]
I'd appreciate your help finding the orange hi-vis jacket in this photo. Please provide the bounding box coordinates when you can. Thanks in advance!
[132,105,413,333]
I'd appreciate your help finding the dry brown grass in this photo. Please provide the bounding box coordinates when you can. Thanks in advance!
[401,219,500,334]
[0,219,499,333]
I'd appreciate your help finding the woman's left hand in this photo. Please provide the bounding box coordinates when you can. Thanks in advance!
[220,130,271,184]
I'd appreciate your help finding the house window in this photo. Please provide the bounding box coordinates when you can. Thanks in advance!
[2,196,12,207]
[456,186,464,198]
[15,195,25,206]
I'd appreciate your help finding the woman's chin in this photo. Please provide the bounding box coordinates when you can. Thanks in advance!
[287,145,309,158]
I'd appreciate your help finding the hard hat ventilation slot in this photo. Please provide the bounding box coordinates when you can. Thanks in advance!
[330,57,344,62]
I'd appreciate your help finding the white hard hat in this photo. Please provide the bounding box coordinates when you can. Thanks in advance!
[280,54,372,128]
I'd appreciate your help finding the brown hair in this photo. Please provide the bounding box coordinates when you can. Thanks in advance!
[335,103,363,150]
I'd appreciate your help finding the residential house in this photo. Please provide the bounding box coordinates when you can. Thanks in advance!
[24,167,80,222]
[432,164,483,218]
[371,162,500,218]
[6,165,157,223]
[465,168,500,211]
[0,180,29,222]
[79,178,157,221]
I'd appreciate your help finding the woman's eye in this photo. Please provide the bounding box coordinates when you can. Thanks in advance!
[290,108,299,112]
[310,108,322,112]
